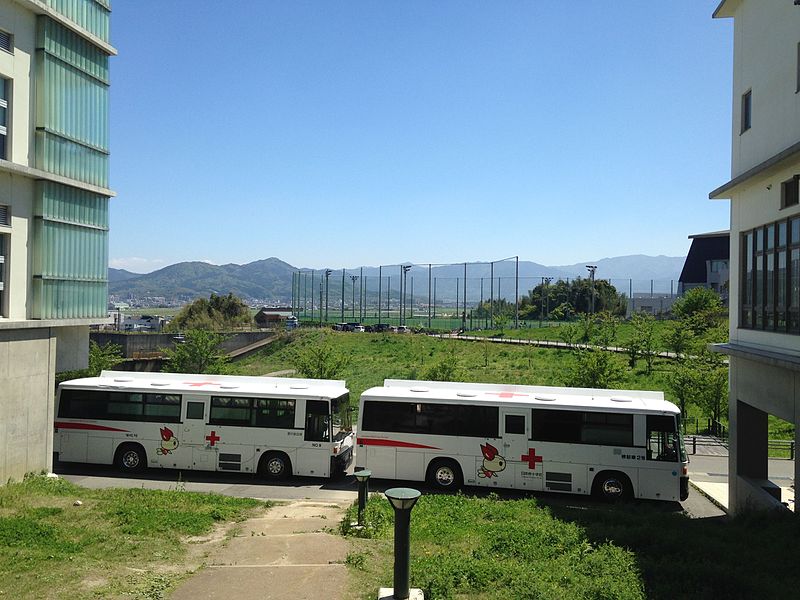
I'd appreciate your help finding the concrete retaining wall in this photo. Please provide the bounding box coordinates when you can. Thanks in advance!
[91,331,273,358]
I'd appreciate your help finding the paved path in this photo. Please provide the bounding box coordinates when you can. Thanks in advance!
[687,454,795,512]
[261,369,297,377]
[171,500,353,600]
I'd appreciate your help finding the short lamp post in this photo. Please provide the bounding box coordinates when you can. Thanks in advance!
[354,469,371,526]
[381,487,422,600]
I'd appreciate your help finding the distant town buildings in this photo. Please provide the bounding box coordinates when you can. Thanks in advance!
[710,0,800,514]
[0,0,115,483]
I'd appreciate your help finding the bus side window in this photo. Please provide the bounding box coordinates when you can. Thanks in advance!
[305,400,330,442]
[186,402,205,420]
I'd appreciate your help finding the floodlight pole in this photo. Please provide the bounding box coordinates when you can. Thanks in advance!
[350,275,359,320]
[586,265,597,314]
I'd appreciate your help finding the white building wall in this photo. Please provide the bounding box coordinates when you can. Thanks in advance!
[729,0,800,177]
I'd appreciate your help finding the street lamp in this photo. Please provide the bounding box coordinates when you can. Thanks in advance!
[354,469,371,526]
[381,488,422,600]
[586,265,597,314]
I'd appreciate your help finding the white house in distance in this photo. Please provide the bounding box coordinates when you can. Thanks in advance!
[710,0,800,513]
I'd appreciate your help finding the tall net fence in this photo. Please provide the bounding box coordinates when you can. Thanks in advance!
[290,257,693,331]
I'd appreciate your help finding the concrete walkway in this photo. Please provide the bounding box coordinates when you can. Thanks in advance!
[171,500,353,600]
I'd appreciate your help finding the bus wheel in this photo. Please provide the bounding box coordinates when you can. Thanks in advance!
[427,459,463,491]
[592,471,632,502]
[260,452,292,480]
[115,444,146,473]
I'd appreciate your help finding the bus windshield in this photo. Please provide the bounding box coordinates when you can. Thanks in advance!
[331,393,352,439]
[646,414,684,462]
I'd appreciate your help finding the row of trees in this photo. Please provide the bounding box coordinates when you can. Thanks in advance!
[562,287,728,428]
[473,278,627,322]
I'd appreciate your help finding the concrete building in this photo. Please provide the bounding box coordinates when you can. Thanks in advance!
[0,0,115,483]
[677,230,730,298]
[710,0,800,513]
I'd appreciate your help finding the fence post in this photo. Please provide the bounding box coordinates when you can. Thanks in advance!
[692,436,696,455]
[792,441,795,461]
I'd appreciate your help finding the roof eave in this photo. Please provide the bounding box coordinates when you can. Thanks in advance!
[712,0,737,19]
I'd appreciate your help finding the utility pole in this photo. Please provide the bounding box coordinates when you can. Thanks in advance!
[544,277,553,323]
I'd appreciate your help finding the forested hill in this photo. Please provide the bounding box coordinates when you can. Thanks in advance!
[108,254,685,304]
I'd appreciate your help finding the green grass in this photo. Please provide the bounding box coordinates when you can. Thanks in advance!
[230,329,675,401]
[0,475,268,599]
[341,493,800,600]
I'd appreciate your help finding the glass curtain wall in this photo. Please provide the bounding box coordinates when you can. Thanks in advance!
[32,13,111,320]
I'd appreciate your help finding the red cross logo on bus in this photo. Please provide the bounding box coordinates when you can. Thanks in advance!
[488,392,527,399]
[521,448,543,470]
[206,431,221,446]
[186,381,218,387]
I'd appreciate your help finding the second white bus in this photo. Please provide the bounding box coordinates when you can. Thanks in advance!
[356,380,689,502]
[55,371,354,479]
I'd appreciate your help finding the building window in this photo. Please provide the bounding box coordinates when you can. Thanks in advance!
[710,260,728,273]
[782,175,800,209]
[741,217,800,333]
[0,79,7,160]
[0,204,7,226]
[741,90,752,133]
[0,30,11,54]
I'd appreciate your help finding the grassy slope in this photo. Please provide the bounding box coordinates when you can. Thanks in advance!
[343,494,800,600]
[0,476,266,599]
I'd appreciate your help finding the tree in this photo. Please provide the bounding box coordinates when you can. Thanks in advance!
[293,333,348,379]
[594,311,619,349]
[168,293,252,331]
[566,349,625,389]
[631,312,658,374]
[558,322,580,349]
[665,362,702,425]
[578,313,595,342]
[423,348,461,381]
[672,287,724,320]
[87,341,124,375]
[162,329,230,374]
[663,320,693,361]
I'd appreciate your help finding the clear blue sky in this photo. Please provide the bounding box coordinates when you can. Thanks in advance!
[109,1,733,273]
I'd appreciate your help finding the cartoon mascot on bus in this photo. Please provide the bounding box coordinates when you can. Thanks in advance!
[477,443,506,478]
[157,426,179,455]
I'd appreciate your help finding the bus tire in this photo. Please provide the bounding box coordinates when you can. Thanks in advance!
[592,471,632,502]
[426,459,463,491]
[259,451,292,480]
[115,443,147,473]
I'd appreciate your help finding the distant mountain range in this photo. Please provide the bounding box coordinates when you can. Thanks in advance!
[108,255,686,305]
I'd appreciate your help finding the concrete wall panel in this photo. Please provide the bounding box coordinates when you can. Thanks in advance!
[0,328,55,483]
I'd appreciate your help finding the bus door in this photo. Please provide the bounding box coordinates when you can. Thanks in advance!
[295,399,332,477]
[178,396,211,470]
[492,409,533,490]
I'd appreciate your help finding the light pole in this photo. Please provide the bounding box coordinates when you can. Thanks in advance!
[586,265,597,314]
[402,265,412,325]
[543,277,553,323]
[341,269,346,322]
[382,488,422,600]
[350,275,359,320]
[324,269,332,324]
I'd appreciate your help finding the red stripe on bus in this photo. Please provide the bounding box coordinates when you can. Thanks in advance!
[357,437,440,450]
[55,422,129,433]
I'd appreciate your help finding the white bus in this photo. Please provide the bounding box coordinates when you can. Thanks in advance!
[356,380,689,502]
[55,371,354,479]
